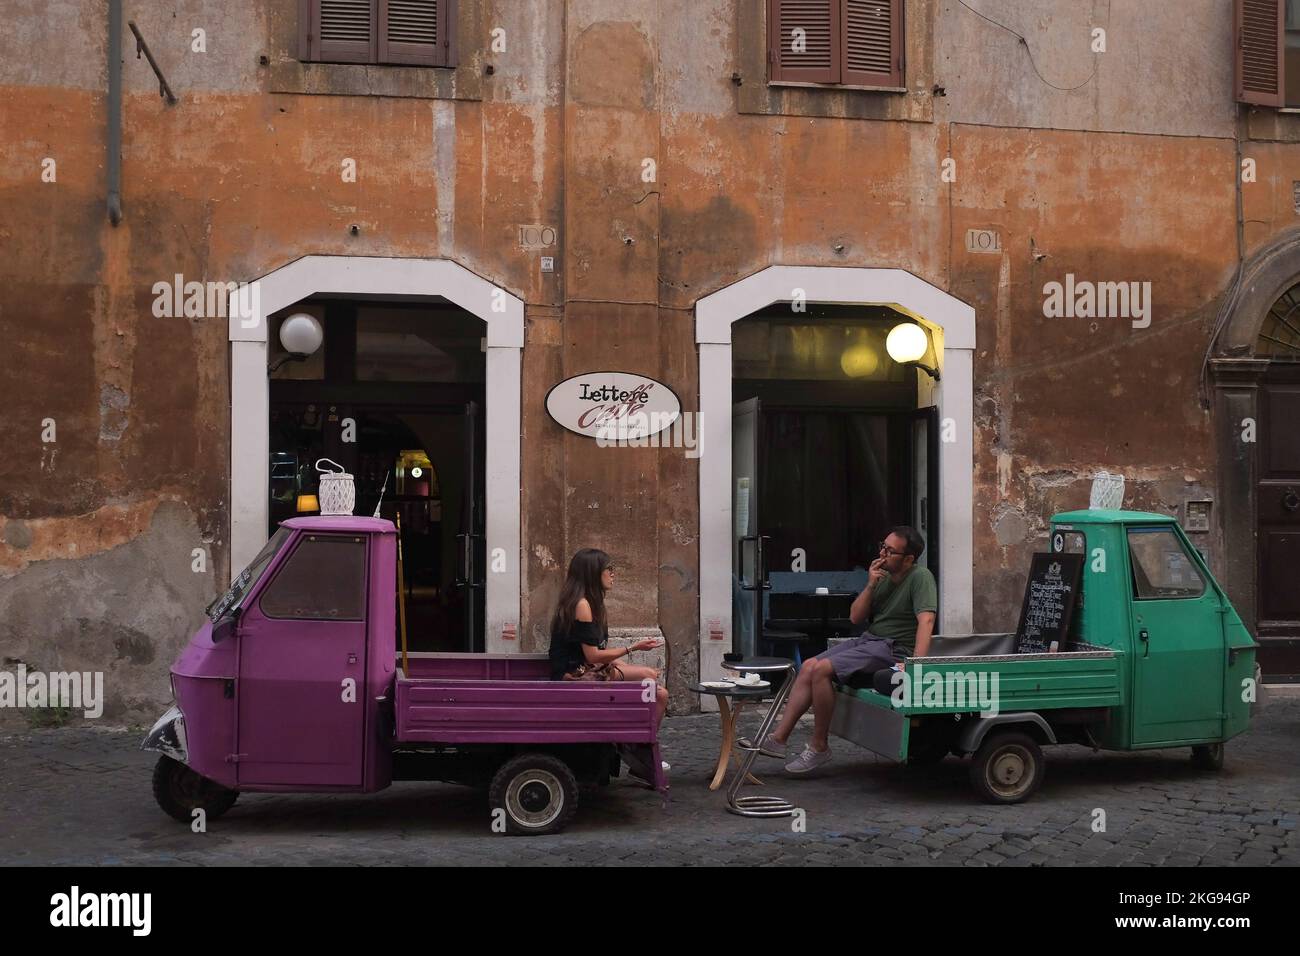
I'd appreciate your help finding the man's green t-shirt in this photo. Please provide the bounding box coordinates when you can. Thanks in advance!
[866,566,938,654]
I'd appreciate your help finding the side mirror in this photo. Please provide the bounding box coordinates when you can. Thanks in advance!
[212,608,241,644]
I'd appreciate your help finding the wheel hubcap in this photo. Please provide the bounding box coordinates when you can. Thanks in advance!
[505,770,563,828]
[519,782,551,813]
[988,748,1031,797]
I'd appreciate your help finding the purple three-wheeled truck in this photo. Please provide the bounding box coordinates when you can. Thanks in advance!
[142,516,667,835]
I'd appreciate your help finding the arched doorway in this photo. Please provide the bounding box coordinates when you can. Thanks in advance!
[1210,230,1300,681]
[695,266,975,683]
[227,255,524,653]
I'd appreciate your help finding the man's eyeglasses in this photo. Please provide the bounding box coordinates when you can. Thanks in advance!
[878,542,907,557]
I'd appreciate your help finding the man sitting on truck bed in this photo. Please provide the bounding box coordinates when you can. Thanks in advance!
[745,526,937,775]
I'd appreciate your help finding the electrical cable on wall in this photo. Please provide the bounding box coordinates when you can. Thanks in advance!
[955,0,1109,92]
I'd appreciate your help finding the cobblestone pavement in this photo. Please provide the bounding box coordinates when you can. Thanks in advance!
[2,692,1297,867]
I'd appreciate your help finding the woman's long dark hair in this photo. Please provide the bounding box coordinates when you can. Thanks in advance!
[551,548,611,636]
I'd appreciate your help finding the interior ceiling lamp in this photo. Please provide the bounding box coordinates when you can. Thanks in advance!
[399,449,433,470]
[886,322,940,381]
[269,313,324,373]
[839,334,880,379]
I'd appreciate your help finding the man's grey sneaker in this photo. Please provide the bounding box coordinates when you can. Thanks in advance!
[784,745,832,774]
[736,734,787,758]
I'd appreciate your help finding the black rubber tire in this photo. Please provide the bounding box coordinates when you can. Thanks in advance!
[969,732,1045,804]
[152,755,239,823]
[1190,743,1225,772]
[488,752,579,836]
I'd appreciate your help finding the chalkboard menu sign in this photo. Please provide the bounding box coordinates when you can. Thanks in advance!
[1014,552,1084,654]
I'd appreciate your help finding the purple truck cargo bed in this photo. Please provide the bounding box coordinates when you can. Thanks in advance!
[395,653,655,743]
[394,653,666,790]
[402,653,553,683]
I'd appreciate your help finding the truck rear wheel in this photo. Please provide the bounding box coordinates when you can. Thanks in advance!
[1190,743,1224,771]
[152,755,239,823]
[489,753,579,836]
[969,732,1045,804]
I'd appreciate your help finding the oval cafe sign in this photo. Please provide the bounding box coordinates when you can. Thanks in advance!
[545,371,681,442]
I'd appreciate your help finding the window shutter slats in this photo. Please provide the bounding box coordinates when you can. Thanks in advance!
[842,0,903,87]
[769,0,839,83]
[379,0,445,66]
[1236,0,1284,106]
[767,0,903,88]
[315,0,377,64]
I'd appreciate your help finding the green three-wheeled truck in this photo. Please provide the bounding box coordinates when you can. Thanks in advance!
[830,510,1261,803]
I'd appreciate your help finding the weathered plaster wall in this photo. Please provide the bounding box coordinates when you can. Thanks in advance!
[938,0,1237,138]
[0,500,211,726]
[932,0,1247,623]
[0,0,571,724]
[1,0,1294,723]
[947,126,1237,623]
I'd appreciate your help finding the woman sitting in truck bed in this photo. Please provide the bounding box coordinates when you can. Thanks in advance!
[548,548,668,733]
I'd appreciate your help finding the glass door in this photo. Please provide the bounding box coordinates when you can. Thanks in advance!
[909,406,940,591]
[455,399,485,652]
[733,398,766,657]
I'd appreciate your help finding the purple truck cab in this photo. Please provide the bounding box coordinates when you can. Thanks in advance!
[143,516,666,835]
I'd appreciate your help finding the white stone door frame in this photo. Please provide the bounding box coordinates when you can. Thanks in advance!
[227,255,524,653]
[695,266,976,682]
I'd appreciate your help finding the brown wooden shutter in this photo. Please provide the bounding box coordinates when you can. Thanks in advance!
[305,0,377,64]
[842,0,903,87]
[769,0,839,83]
[1236,0,1284,106]
[379,0,449,66]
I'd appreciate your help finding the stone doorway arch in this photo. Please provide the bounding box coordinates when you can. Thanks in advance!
[1210,228,1300,678]
[694,265,976,683]
[227,255,524,652]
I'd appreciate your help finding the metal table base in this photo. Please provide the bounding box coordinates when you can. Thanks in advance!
[724,659,797,818]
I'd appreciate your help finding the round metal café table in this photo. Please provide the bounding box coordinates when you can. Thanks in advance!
[721,657,797,818]
[689,682,773,790]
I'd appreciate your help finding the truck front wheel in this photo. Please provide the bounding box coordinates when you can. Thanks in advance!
[152,755,239,823]
[969,732,1045,804]
[489,753,579,836]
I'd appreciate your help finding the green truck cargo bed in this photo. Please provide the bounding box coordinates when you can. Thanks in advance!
[841,641,1123,715]
[829,634,1122,763]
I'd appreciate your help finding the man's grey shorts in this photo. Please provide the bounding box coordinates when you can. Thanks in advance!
[812,632,902,681]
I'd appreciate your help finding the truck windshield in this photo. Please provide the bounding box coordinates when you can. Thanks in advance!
[206,527,292,622]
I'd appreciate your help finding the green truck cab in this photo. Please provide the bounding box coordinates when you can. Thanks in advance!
[830,510,1260,804]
